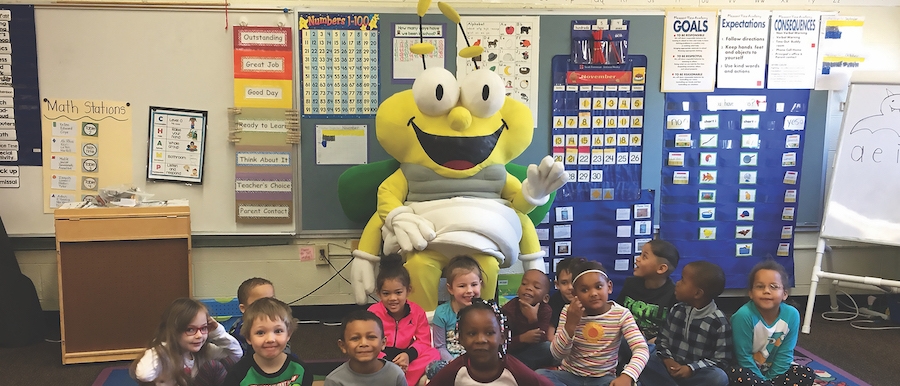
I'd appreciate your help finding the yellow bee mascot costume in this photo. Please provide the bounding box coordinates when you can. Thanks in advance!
[340,1,567,311]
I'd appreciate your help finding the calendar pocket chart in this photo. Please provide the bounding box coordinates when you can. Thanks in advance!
[298,13,379,117]
[551,54,647,202]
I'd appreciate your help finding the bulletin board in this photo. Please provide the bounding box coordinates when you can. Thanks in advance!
[302,14,669,231]
[302,12,829,233]
[0,8,832,236]
[0,7,296,236]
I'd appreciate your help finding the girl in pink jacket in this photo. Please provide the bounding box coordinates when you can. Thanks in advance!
[368,254,441,386]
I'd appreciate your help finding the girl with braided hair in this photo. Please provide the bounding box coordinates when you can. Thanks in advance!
[429,298,553,386]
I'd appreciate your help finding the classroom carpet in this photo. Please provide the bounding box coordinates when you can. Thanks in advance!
[91,366,329,386]
[92,350,867,386]
[91,366,133,386]
[795,346,871,386]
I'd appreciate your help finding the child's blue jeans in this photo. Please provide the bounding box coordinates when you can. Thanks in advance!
[509,341,556,369]
[535,369,616,386]
[639,354,728,386]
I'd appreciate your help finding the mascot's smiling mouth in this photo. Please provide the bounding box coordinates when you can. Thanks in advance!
[408,117,506,170]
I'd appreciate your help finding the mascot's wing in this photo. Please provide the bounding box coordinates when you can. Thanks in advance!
[338,159,401,223]
[506,163,555,226]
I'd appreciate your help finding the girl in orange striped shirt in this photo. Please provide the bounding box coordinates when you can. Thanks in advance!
[536,261,648,386]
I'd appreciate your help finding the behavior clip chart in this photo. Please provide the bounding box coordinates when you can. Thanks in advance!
[658,89,811,288]
[147,106,207,184]
[551,54,647,202]
[41,98,132,212]
[299,13,379,117]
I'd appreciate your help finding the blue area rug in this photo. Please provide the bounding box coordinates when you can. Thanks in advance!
[795,346,871,386]
[93,348,865,386]
[92,366,136,386]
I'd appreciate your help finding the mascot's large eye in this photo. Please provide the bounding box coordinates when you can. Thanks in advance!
[412,68,460,117]
[459,69,504,118]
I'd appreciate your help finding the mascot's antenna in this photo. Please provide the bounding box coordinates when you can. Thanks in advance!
[438,1,480,70]
[410,0,438,70]
[416,0,431,69]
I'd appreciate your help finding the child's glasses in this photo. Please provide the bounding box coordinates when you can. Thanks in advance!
[184,324,209,336]
[753,283,783,291]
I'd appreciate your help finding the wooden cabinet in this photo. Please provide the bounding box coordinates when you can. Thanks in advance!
[54,206,191,364]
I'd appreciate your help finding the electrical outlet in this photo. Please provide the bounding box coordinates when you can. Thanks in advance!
[315,245,329,266]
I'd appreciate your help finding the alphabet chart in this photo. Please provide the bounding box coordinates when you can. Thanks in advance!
[455,16,540,125]
[298,13,379,118]
[551,54,647,202]
[658,89,810,288]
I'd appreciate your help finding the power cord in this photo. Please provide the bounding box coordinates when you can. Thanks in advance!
[821,289,859,322]
[323,242,379,303]
[821,289,900,330]
[286,245,379,306]
[286,257,353,305]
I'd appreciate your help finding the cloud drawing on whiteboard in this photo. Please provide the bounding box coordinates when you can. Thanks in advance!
[849,89,900,135]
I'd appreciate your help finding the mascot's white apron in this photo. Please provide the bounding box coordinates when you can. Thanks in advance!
[382,197,522,268]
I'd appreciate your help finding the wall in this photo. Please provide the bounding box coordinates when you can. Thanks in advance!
[15,3,900,310]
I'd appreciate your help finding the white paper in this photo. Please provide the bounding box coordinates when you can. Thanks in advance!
[555,241,572,256]
[617,225,631,238]
[784,116,806,131]
[707,95,767,111]
[50,155,75,171]
[536,228,550,241]
[50,174,76,190]
[634,221,652,236]
[615,259,630,271]
[556,206,574,222]
[662,11,718,92]
[768,11,821,89]
[315,125,368,165]
[666,115,691,130]
[717,11,770,89]
[49,193,75,208]
[616,208,631,221]
[634,204,651,219]
[51,121,76,136]
[392,24,445,81]
[457,16,539,124]
[553,224,572,239]
[617,242,631,255]
[815,16,865,91]
[634,238,651,253]
[50,137,76,153]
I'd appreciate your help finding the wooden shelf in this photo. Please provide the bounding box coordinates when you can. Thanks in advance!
[54,206,192,365]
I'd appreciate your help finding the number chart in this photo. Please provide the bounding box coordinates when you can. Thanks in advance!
[551,54,647,202]
[298,13,379,118]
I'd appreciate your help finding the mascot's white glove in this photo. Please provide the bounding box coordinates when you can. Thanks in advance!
[520,251,547,273]
[522,155,568,206]
[350,250,380,305]
[383,206,436,253]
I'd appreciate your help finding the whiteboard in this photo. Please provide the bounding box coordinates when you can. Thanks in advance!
[820,72,900,245]
[0,7,297,236]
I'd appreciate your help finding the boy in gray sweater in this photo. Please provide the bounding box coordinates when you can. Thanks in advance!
[325,310,406,386]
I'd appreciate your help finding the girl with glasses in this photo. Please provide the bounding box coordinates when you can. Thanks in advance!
[131,298,242,386]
